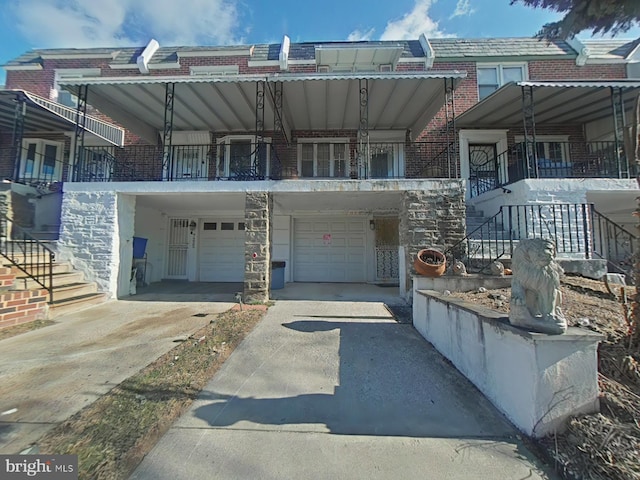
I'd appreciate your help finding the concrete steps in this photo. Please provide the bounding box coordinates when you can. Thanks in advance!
[2,242,107,318]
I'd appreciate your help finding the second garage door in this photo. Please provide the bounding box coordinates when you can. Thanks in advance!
[293,217,367,282]
[199,219,245,282]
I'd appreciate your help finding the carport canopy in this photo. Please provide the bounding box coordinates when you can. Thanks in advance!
[456,80,640,128]
[0,89,124,145]
[60,71,466,143]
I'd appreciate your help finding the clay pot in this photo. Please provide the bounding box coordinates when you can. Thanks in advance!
[414,248,446,277]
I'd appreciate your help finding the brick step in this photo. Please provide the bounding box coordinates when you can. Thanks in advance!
[49,292,109,318]
[47,282,98,303]
[14,271,85,289]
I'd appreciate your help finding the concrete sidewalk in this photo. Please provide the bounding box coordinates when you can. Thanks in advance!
[132,300,557,480]
[0,299,234,454]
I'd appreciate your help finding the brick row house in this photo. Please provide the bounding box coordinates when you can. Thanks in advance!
[2,35,639,303]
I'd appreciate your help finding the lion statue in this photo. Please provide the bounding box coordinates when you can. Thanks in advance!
[509,238,567,335]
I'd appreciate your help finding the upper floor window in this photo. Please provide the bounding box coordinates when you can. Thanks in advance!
[20,139,64,182]
[297,140,349,178]
[52,68,101,107]
[477,63,527,100]
[217,136,271,179]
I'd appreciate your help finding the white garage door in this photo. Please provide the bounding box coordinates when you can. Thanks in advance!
[199,219,245,282]
[293,217,366,282]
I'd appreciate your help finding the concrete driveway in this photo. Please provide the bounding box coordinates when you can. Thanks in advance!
[132,300,557,480]
[0,298,234,454]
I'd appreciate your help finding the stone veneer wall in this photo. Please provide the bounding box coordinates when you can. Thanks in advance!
[58,191,122,296]
[400,182,466,297]
[244,192,271,303]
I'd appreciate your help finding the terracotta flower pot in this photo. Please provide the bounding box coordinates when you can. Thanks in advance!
[414,248,446,277]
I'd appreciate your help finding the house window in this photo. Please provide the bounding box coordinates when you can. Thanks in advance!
[20,139,63,182]
[217,136,271,179]
[515,135,571,177]
[52,68,101,107]
[477,64,527,100]
[297,141,349,178]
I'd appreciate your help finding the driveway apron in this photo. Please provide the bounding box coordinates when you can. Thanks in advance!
[132,300,557,480]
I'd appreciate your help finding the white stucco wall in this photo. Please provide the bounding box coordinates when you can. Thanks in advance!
[32,192,62,233]
[116,194,136,297]
[134,204,167,284]
[413,288,603,437]
[58,191,123,297]
[471,178,638,219]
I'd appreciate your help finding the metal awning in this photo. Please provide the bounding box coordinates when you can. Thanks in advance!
[456,80,640,128]
[0,90,125,146]
[60,71,466,143]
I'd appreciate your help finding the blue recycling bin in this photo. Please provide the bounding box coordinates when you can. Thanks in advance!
[271,261,286,290]
[133,237,148,259]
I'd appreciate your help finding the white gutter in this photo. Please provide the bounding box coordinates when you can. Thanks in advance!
[566,37,590,66]
[419,33,435,69]
[137,39,160,74]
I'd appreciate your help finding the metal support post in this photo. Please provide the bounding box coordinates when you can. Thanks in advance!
[12,95,26,181]
[73,85,89,182]
[611,87,628,179]
[444,78,457,178]
[521,85,538,178]
[162,83,175,180]
[357,79,369,179]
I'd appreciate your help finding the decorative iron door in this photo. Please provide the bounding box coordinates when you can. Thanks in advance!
[374,218,399,283]
[166,218,190,279]
[469,144,498,197]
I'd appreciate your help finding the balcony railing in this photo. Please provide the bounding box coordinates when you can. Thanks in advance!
[469,141,636,198]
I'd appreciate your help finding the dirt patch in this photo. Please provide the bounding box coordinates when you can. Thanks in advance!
[0,319,56,340]
[35,308,265,480]
[449,275,640,480]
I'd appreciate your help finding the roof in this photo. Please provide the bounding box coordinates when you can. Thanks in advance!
[429,37,576,58]
[456,80,640,128]
[0,90,124,145]
[58,71,466,143]
[582,39,640,60]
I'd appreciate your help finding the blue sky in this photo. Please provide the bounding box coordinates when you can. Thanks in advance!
[1,0,639,84]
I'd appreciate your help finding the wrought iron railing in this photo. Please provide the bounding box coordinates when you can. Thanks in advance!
[0,214,55,303]
[590,208,637,279]
[2,145,67,193]
[447,203,592,273]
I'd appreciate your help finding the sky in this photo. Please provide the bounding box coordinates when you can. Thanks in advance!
[0,0,639,84]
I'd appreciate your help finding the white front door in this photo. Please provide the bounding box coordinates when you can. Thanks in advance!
[293,217,367,282]
[198,219,245,282]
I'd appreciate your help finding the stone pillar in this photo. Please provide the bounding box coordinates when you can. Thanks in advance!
[244,192,271,303]
[399,182,465,298]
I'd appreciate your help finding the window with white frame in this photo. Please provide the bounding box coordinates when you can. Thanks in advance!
[20,139,64,181]
[52,68,101,107]
[297,140,349,178]
[217,136,270,178]
[477,63,527,100]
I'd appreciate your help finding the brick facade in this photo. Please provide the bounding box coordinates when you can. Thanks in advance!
[0,266,48,329]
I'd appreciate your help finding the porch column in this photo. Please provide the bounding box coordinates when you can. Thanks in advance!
[162,83,175,181]
[444,78,457,178]
[521,85,538,178]
[611,87,628,178]
[357,79,369,179]
[12,95,26,181]
[244,192,272,303]
[72,85,89,181]
[269,81,287,179]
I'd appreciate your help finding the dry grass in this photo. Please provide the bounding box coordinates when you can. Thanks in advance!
[0,319,56,340]
[36,308,265,480]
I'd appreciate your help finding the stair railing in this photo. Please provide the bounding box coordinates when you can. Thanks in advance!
[0,214,55,303]
[446,203,592,273]
[590,207,637,279]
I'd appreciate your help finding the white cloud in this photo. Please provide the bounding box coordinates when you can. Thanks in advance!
[347,28,376,42]
[450,0,474,19]
[380,0,448,40]
[10,0,243,48]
